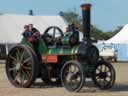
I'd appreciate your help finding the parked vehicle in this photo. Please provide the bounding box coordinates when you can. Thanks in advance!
[100,46,117,62]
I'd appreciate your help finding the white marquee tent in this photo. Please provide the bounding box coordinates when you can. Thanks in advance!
[105,24,128,44]
[97,24,128,61]
[0,14,67,43]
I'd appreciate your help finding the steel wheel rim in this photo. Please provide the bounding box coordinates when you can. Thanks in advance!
[95,64,114,88]
[62,63,82,91]
[6,47,33,86]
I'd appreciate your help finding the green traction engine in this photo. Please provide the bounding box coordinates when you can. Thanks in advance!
[6,4,116,92]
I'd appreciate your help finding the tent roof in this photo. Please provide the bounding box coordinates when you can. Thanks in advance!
[104,24,128,44]
[0,14,67,43]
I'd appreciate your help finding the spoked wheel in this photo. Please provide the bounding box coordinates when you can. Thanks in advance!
[61,61,85,92]
[6,45,39,88]
[92,60,116,90]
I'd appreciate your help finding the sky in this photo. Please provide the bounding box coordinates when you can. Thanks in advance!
[0,0,128,31]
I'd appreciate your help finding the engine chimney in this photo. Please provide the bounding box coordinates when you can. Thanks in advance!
[81,4,91,43]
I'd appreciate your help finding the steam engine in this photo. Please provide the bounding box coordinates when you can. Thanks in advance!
[5,3,116,92]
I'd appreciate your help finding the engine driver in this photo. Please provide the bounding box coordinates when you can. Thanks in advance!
[65,24,79,45]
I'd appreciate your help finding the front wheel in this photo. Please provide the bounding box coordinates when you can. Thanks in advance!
[6,45,39,88]
[92,60,116,90]
[61,61,85,92]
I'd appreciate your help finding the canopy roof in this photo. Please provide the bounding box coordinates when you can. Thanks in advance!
[0,14,67,43]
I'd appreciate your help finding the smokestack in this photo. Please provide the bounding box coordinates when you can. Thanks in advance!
[81,4,91,43]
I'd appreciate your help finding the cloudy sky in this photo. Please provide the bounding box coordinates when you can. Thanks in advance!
[0,0,128,31]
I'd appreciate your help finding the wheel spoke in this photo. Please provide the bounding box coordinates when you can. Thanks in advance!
[74,66,78,73]
[18,71,23,83]
[12,69,18,78]
[14,71,20,82]
[16,53,20,62]
[96,76,100,80]
[68,65,72,73]
[95,73,100,77]
[9,55,17,63]
[66,73,71,82]
[107,75,112,78]
[106,77,111,82]
[24,70,32,79]
[103,78,106,86]
[20,50,25,62]
[23,57,32,64]
[106,69,111,73]
[70,65,73,72]
[16,48,21,62]
[101,65,104,72]
[71,65,77,73]
[22,70,28,80]
[65,76,70,83]
[104,78,110,86]
[9,67,16,72]
[53,28,56,38]
[69,79,73,87]
[72,65,75,72]
[104,66,107,72]
[23,66,32,71]
[98,78,102,83]
[72,65,76,72]
[20,71,25,84]
[75,76,81,85]
[97,66,102,72]
[17,48,21,56]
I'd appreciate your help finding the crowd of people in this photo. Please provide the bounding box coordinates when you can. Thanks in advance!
[22,23,79,44]
[22,24,40,43]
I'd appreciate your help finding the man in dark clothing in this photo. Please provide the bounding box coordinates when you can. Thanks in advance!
[22,25,33,42]
[28,24,39,33]
[65,24,79,45]
[28,24,40,43]
[27,24,47,62]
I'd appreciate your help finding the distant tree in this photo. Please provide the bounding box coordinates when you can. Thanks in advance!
[113,26,123,33]
[90,25,110,40]
[106,26,123,39]
[59,11,83,31]
[59,10,120,40]
[0,13,3,15]
[59,11,79,23]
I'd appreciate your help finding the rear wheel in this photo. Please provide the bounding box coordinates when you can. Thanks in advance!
[6,45,39,88]
[61,61,85,92]
[92,60,116,90]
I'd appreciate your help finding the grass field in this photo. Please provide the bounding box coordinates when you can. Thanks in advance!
[0,62,128,96]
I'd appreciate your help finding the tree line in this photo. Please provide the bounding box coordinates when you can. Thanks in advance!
[59,11,122,40]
